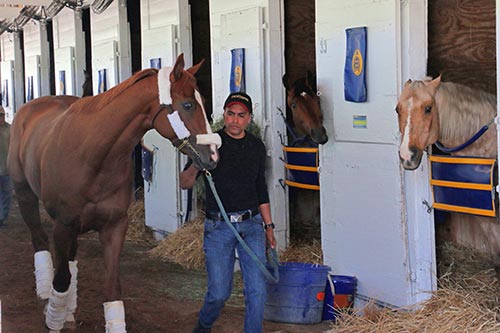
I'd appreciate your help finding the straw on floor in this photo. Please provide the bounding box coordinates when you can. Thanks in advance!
[329,242,500,333]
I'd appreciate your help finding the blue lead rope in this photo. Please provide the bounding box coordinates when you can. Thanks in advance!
[435,119,494,153]
[204,170,280,283]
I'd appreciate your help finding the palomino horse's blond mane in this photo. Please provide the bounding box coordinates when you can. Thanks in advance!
[435,81,496,148]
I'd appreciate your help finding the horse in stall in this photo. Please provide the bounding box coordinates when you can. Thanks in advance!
[7,53,220,332]
[282,73,328,146]
[395,76,500,265]
[282,73,328,241]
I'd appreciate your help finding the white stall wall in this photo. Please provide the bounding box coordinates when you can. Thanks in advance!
[210,0,287,247]
[0,32,21,121]
[91,0,131,94]
[140,0,189,236]
[52,7,86,97]
[0,60,14,123]
[316,0,435,308]
[23,23,42,100]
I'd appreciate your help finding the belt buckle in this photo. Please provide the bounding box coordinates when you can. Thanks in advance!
[230,214,243,222]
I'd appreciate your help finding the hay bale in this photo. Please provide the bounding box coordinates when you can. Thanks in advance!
[329,242,500,333]
[126,196,155,245]
[279,239,323,265]
[149,216,205,270]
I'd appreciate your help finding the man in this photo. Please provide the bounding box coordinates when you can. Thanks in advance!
[0,106,12,227]
[181,92,276,333]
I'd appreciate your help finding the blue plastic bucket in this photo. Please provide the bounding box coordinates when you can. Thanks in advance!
[265,262,331,324]
[322,274,358,321]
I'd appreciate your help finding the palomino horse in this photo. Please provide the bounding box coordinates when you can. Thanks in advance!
[282,73,328,146]
[7,53,219,332]
[396,76,497,169]
[396,76,500,263]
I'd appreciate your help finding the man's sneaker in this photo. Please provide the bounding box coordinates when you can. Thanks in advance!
[192,321,211,333]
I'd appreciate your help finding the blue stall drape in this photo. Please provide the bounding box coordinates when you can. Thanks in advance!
[344,27,367,103]
[150,58,161,69]
[230,48,245,93]
[98,69,107,94]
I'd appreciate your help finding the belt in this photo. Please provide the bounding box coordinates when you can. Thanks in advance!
[206,208,259,222]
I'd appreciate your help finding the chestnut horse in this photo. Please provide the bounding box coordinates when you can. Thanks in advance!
[7,53,219,332]
[282,73,328,146]
[395,76,500,265]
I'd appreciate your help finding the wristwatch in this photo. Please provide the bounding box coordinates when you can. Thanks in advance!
[264,223,275,230]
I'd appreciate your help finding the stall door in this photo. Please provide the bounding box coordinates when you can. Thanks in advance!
[316,0,435,308]
[140,0,191,236]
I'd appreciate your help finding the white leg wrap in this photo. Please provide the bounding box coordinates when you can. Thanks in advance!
[45,288,69,331]
[65,260,78,322]
[34,251,54,300]
[104,300,127,333]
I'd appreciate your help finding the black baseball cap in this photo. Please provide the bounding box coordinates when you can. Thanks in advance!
[223,92,253,113]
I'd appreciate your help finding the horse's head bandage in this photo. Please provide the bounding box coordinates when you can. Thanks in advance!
[157,67,172,105]
[196,133,222,148]
[167,111,191,139]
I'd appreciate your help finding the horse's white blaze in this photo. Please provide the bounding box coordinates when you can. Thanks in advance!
[399,98,413,161]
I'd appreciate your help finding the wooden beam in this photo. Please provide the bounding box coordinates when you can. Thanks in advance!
[0,0,51,5]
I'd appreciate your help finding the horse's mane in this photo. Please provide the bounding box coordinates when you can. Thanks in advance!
[75,68,159,111]
[436,81,497,143]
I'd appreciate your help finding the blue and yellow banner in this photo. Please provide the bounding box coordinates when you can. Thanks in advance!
[150,58,161,69]
[98,69,107,94]
[230,48,245,93]
[27,76,34,101]
[344,27,367,102]
[2,80,8,106]
[59,70,66,95]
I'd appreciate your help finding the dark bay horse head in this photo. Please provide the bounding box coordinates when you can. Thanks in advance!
[282,73,328,145]
[152,53,219,170]
[396,76,442,170]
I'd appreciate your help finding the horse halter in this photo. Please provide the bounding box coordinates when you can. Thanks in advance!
[153,67,221,165]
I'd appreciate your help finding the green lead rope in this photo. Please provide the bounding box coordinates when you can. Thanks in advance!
[204,170,280,283]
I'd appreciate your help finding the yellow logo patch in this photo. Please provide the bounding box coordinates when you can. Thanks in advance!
[351,49,363,76]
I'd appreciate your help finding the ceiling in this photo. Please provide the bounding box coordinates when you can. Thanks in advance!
[0,0,112,35]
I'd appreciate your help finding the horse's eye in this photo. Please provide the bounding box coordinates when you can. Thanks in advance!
[182,102,193,110]
[424,106,432,114]
[290,102,297,109]
[395,106,399,114]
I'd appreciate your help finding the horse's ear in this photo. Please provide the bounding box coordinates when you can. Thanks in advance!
[187,58,205,76]
[172,53,185,81]
[282,73,290,90]
[404,79,412,88]
[425,75,441,89]
[306,70,317,91]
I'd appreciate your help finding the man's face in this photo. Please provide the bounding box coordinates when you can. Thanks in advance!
[223,103,251,139]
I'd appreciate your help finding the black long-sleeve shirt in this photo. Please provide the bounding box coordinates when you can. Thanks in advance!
[203,128,269,213]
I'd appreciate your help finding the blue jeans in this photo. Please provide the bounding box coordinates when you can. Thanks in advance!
[198,213,267,333]
[0,175,12,221]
